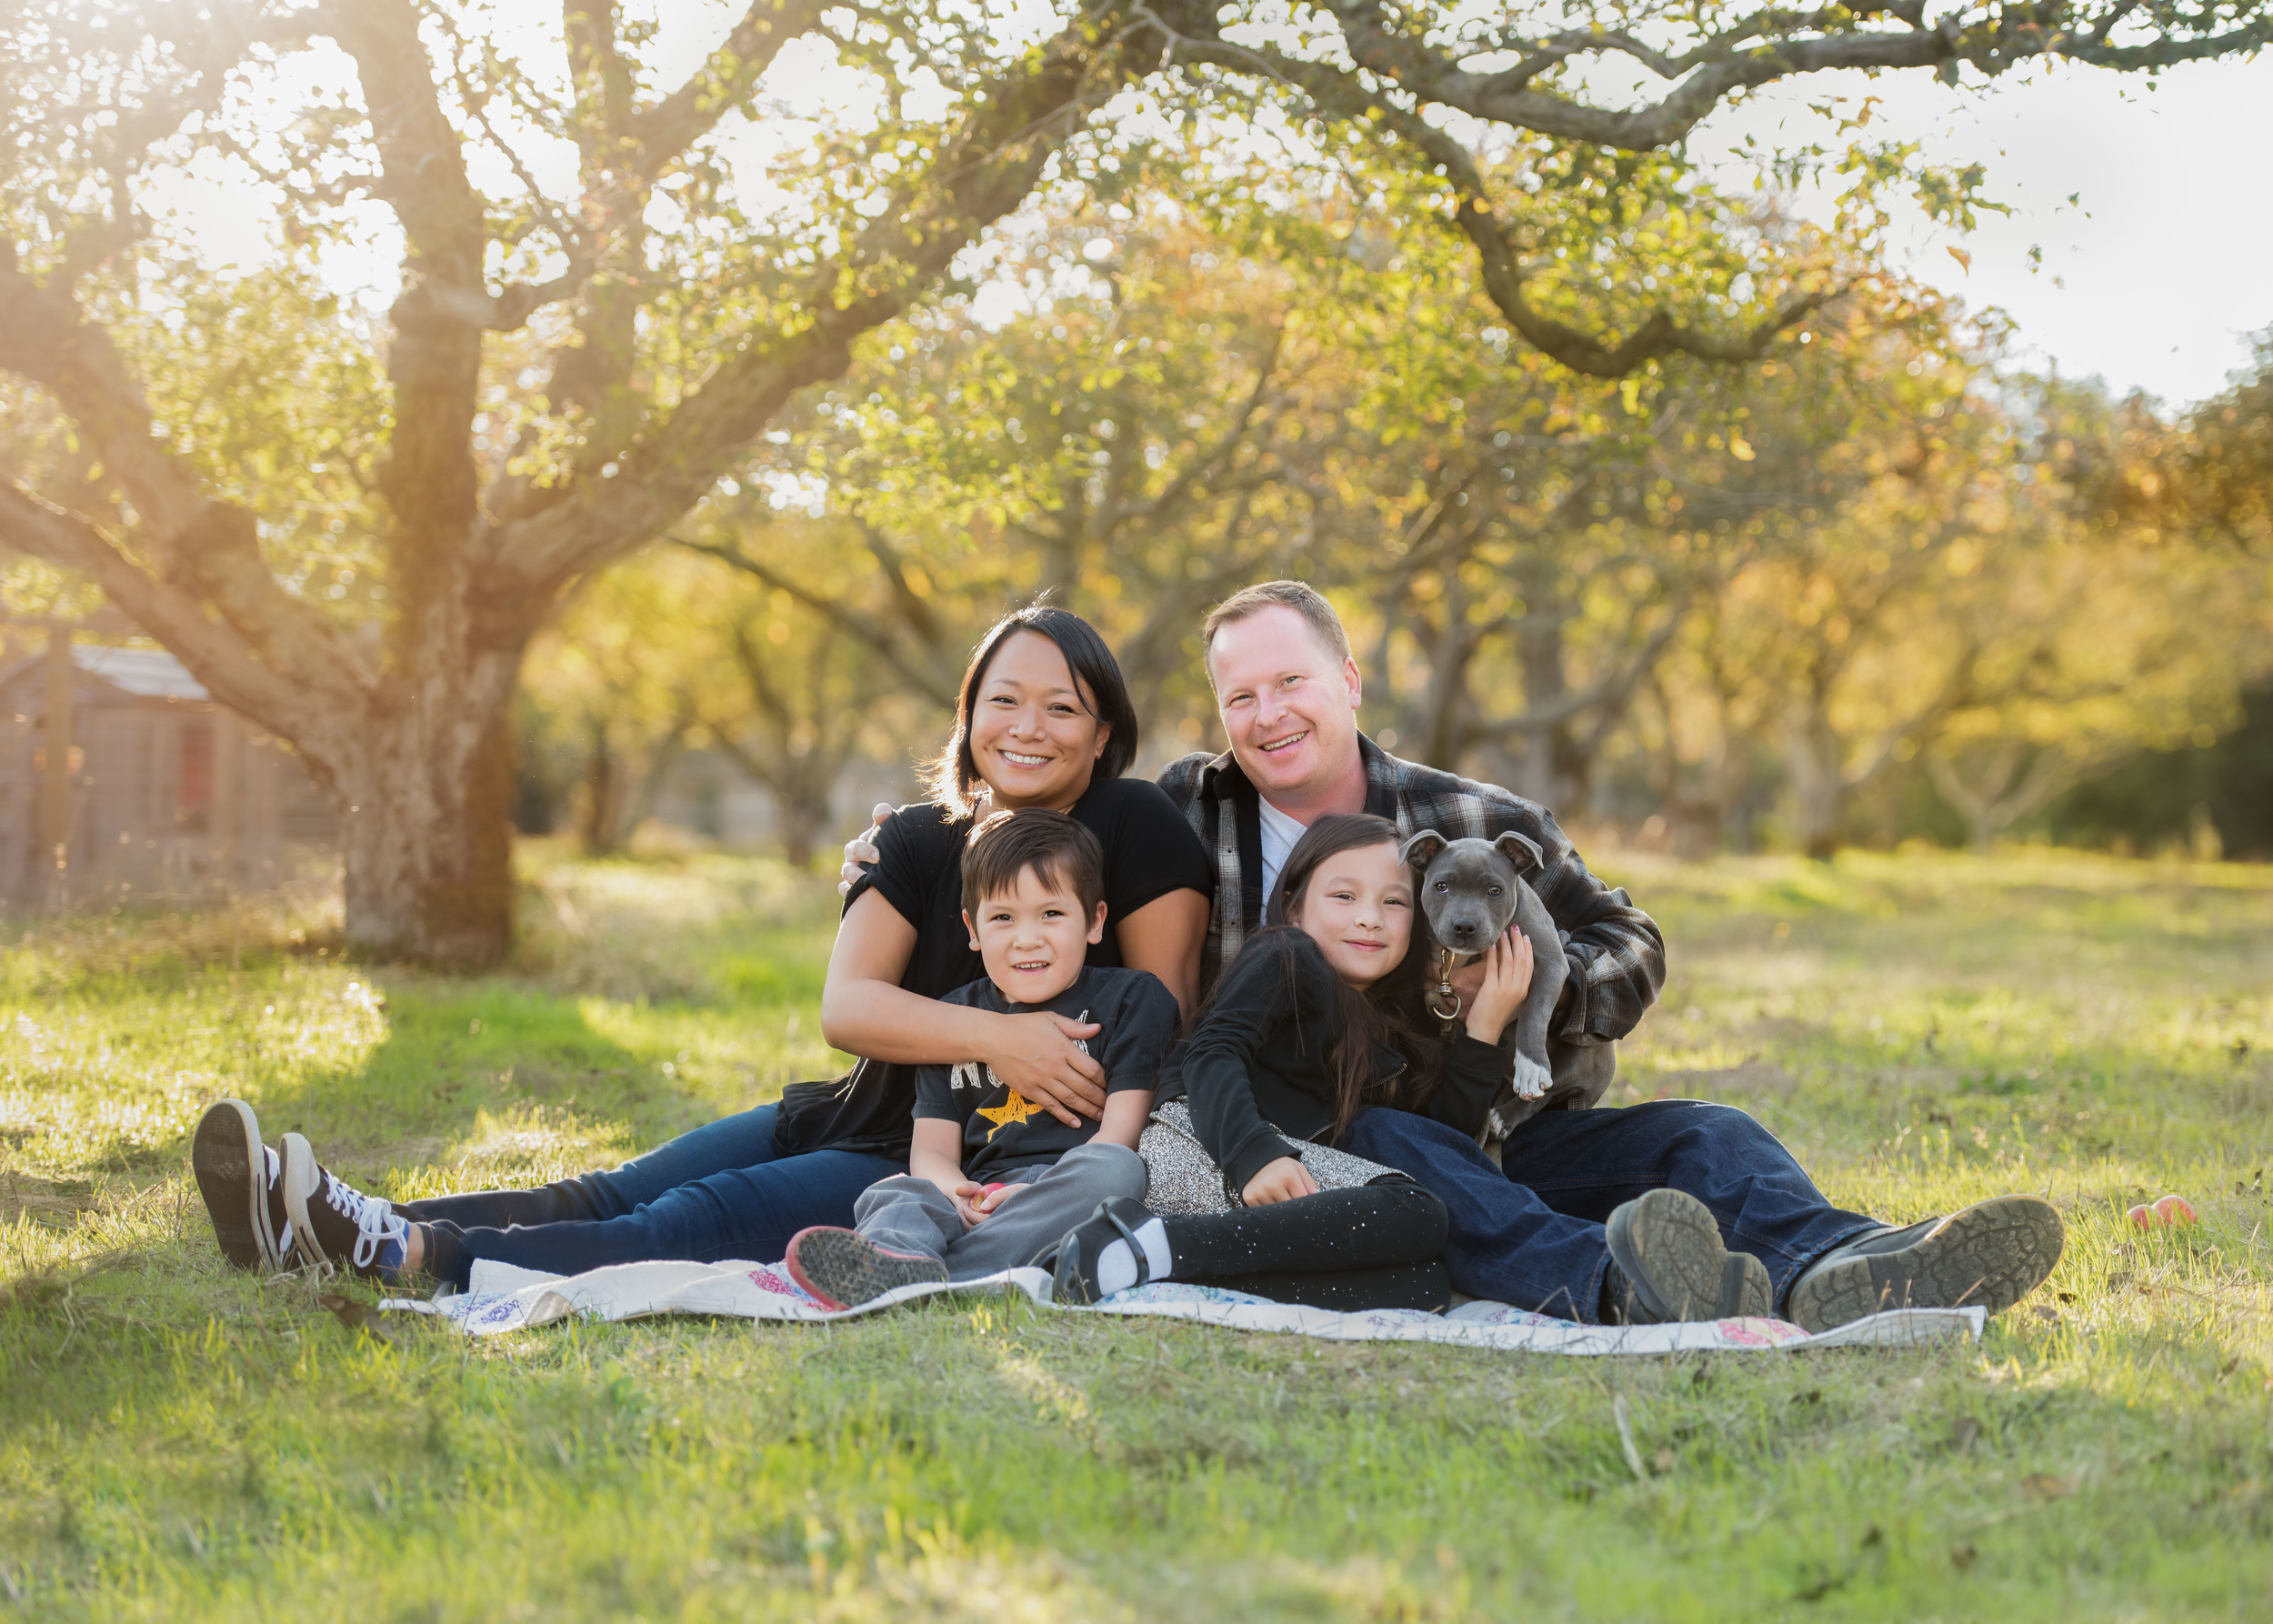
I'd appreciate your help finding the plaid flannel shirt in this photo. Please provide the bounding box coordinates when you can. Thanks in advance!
[1155,735,1666,1045]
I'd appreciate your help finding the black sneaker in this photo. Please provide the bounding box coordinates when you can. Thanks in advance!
[783,1227,946,1310]
[191,1100,284,1271]
[1603,1188,1774,1323]
[278,1132,410,1279]
[1045,1197,1157,1305]
[1785,1195,2065,1332]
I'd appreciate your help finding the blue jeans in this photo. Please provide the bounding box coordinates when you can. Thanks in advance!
[1341,1101,1879,1323]
[402,1103,904,1287]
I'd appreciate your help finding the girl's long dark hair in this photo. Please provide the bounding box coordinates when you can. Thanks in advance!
[921,602,1140,817]
[1262,812,1441,1141]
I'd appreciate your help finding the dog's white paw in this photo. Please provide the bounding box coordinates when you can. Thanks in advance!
[1512,1052,1554,1101]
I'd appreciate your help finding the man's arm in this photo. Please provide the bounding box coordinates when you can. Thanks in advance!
[1525,816,1665,1045]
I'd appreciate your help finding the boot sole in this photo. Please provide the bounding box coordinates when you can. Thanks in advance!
[1723,1251,1774,1318]
[1787,1195,2066,1333]
[784,1227,946,1311]
[1606,1188,1738,1321]
[191,1100,275,1271]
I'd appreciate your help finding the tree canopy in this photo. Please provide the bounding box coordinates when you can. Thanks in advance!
[2,0,2268,954]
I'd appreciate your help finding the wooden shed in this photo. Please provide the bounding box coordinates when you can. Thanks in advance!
[0,637,336,911]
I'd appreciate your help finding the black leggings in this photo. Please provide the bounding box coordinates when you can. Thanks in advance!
[1164,1182,1451,1312]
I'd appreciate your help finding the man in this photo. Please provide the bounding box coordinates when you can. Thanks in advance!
[846,581,2064,1329]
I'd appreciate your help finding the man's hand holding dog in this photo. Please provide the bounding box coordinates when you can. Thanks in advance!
[1461,927,1534,1047]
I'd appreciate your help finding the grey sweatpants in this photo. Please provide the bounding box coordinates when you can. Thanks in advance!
[852,1141,1148,1279]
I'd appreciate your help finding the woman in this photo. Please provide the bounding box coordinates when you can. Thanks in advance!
[189,605,1214,1287]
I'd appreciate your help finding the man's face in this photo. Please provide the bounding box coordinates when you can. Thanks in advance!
[1207,604,1364,804]
[964,866,1106,1007]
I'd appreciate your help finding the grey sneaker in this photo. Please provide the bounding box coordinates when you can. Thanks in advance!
[1786,1195,2065,1333]
[191,1099,285,1271]
[783,1227,946,1311]
[1603,1188,1774,1323]
[278,1133,410,1279]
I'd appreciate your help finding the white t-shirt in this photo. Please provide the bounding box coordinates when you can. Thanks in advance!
[1256,795,1307,917]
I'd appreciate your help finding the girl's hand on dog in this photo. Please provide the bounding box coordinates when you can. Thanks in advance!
[1464,927,1535,1046]
[1241,1157,1319,1207]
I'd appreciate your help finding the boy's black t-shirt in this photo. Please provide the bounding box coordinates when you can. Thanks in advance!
[914,964,1178,1179]
[771,775,1212,1159]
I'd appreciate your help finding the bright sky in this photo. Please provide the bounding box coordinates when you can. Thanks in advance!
[1701,55,2273,407]
[158,13,2272,411]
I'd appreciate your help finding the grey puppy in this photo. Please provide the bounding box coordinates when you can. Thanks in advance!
[1398,829,1565,1113]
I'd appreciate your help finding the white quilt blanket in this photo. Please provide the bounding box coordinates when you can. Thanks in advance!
[378,1257,1985,1354]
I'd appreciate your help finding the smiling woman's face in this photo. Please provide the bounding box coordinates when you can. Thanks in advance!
[967,630,1108,812]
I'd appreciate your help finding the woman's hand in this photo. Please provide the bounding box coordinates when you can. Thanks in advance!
[1463,927,1536,1047]
[1240,1156,1319,1207]
[986,1012,1106,1125]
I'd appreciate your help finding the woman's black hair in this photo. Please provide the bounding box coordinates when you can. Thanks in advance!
[921,602,1140,817]
[1253,812,1442,1141]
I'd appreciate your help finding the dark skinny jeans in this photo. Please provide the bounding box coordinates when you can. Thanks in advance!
[403,1102,901,1288]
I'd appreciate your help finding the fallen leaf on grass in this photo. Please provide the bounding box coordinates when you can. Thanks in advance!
[1653,1447,1677,1474]
[319,1294,396,1346]
[2021,1474,2074,1501]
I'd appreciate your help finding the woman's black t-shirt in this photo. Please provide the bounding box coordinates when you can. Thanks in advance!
[771,775,1213,1159]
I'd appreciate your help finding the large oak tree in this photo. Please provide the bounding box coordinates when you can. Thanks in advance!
[1,0,2259,960]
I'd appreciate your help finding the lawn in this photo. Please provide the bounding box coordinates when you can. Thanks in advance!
[2,844,2269,1621]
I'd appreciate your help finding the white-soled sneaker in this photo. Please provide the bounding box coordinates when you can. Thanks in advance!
[191,1099,292,1272]
[277,1132,410,1279]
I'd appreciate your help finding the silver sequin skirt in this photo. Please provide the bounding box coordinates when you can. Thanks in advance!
[1137,1098,1411,1216]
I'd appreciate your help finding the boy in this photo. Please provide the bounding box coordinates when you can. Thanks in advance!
[784,807,1177,1309]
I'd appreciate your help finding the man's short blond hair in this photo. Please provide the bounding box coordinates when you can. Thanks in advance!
[1201,580,1352,686]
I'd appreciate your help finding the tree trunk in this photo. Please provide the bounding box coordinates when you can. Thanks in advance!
[579,723,620,855]
[1509,615,1593,818]
[1786,706,1846,859]
[775,791,828,868]
[329,696,517,966]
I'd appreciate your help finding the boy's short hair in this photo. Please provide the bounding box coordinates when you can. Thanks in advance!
[1201,580,1352,686]
[962,807,1106,917]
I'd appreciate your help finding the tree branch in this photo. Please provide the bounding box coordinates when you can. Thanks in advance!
[676,535,960,707]
[0,259,376,706]
[0,483,338,744]
[499,9,1169,590]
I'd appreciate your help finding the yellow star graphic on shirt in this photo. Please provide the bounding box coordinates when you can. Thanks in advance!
[976,1090,1046,1140]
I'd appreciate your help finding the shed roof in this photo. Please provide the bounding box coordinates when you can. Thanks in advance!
[71,645,210,701]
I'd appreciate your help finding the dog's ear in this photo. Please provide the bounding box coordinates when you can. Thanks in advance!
[1399,829,1448,871]
[1494,829,1546,875]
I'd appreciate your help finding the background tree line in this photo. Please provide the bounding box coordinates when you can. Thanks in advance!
[5,1,2269,960]
[516,182,2271,864]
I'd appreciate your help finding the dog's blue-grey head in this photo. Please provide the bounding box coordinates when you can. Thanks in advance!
[1399,829,1544,957]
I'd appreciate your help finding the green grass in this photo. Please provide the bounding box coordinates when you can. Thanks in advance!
[3,844,2269,1621]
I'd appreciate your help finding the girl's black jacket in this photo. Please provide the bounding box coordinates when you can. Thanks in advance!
[1154,928,1514,1190]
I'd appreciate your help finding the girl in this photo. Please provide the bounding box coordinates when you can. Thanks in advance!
[1047,813,1530,1311]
